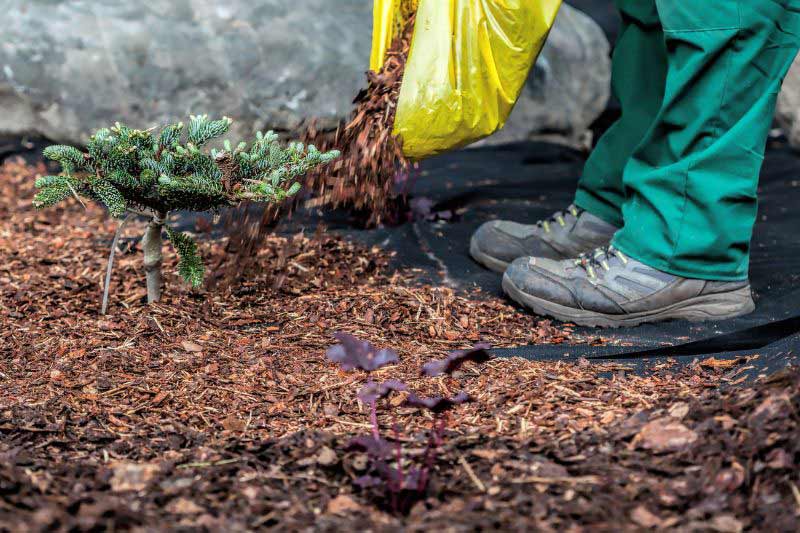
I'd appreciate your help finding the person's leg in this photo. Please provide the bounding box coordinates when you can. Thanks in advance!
[469,0,666,273]
[502,0,800,327]
[612,0,800,281]
[574,0,668,228]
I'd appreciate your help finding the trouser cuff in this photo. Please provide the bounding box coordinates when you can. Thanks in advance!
[611,232,749,282]
[574,189,624,229]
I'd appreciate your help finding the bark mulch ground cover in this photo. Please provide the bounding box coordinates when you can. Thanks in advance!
[1,157,799,531]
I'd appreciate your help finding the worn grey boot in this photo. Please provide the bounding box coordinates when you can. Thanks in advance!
[502,246,755,328]
[469,205,618,272]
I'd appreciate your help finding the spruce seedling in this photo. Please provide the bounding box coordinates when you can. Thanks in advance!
[34,116,339,311]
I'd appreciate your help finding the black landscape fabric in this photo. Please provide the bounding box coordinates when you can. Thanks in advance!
[283,139,800,377]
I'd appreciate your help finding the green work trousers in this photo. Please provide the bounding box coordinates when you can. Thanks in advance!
[574,0,800,281]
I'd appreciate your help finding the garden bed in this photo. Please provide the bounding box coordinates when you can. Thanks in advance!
[1,158,798,531]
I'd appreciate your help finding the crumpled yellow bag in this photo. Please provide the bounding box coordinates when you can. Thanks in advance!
[371,0,562,159]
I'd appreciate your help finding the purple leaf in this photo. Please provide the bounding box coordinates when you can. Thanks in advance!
[404,392,471,413]
[347,435,394,459]
[326,332,399,372]
[357,379,408,404]
[422,343,492,376]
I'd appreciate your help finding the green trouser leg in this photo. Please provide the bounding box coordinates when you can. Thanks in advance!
[574,0,667,228]
[612,1,800,281]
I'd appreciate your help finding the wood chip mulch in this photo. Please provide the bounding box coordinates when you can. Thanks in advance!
[1,158,798,531]
[299,13,415,225]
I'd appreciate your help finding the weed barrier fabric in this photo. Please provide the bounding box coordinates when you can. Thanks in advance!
[143,139,800,377]
[407,141,800,377]
[267,140,800,378]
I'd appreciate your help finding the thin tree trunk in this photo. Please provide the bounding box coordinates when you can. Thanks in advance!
[142,212,166,303]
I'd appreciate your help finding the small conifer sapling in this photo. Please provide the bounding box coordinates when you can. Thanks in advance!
[33,115,339,311]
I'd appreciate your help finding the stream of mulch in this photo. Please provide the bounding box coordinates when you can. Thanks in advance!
[1,158,799,531]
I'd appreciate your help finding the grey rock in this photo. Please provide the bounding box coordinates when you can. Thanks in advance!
[0,0,610,149]
[777,52,800,150]
[0,0,372,144]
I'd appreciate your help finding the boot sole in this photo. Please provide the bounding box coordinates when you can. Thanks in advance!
[469,236,510,273]
[502,274,756,328]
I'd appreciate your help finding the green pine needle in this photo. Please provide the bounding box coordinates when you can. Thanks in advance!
[33,184,72,209]
[43,145,86,169]
[188,115,232,146]
[158,174,223,197]
[165,226,204,288]
[33,175,84,209]
[159,122,184,148]
[107,170,139,189]
[89,180,127,217]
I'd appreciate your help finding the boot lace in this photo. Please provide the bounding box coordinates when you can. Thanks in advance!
[537,205,581,234]
[574,245,628,280]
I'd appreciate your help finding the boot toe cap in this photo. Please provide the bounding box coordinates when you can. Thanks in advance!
[470,221,528,265]
[505,257,579,307]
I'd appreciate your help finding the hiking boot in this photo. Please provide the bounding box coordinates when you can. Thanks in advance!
[502,246,755,328]
[469,205,618,272]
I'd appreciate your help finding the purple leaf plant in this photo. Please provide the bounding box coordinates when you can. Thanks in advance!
[325,334,492,514]
[357,380,408,404]
[326,332,399,372]
[421,343,492,376]
[404,391,471,413]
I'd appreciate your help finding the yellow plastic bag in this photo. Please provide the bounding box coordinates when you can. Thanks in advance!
[370,0,562,159]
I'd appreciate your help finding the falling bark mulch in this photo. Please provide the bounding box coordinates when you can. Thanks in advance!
[300,13,415,224]
[1,157,799,531]
[220,16,415,279]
